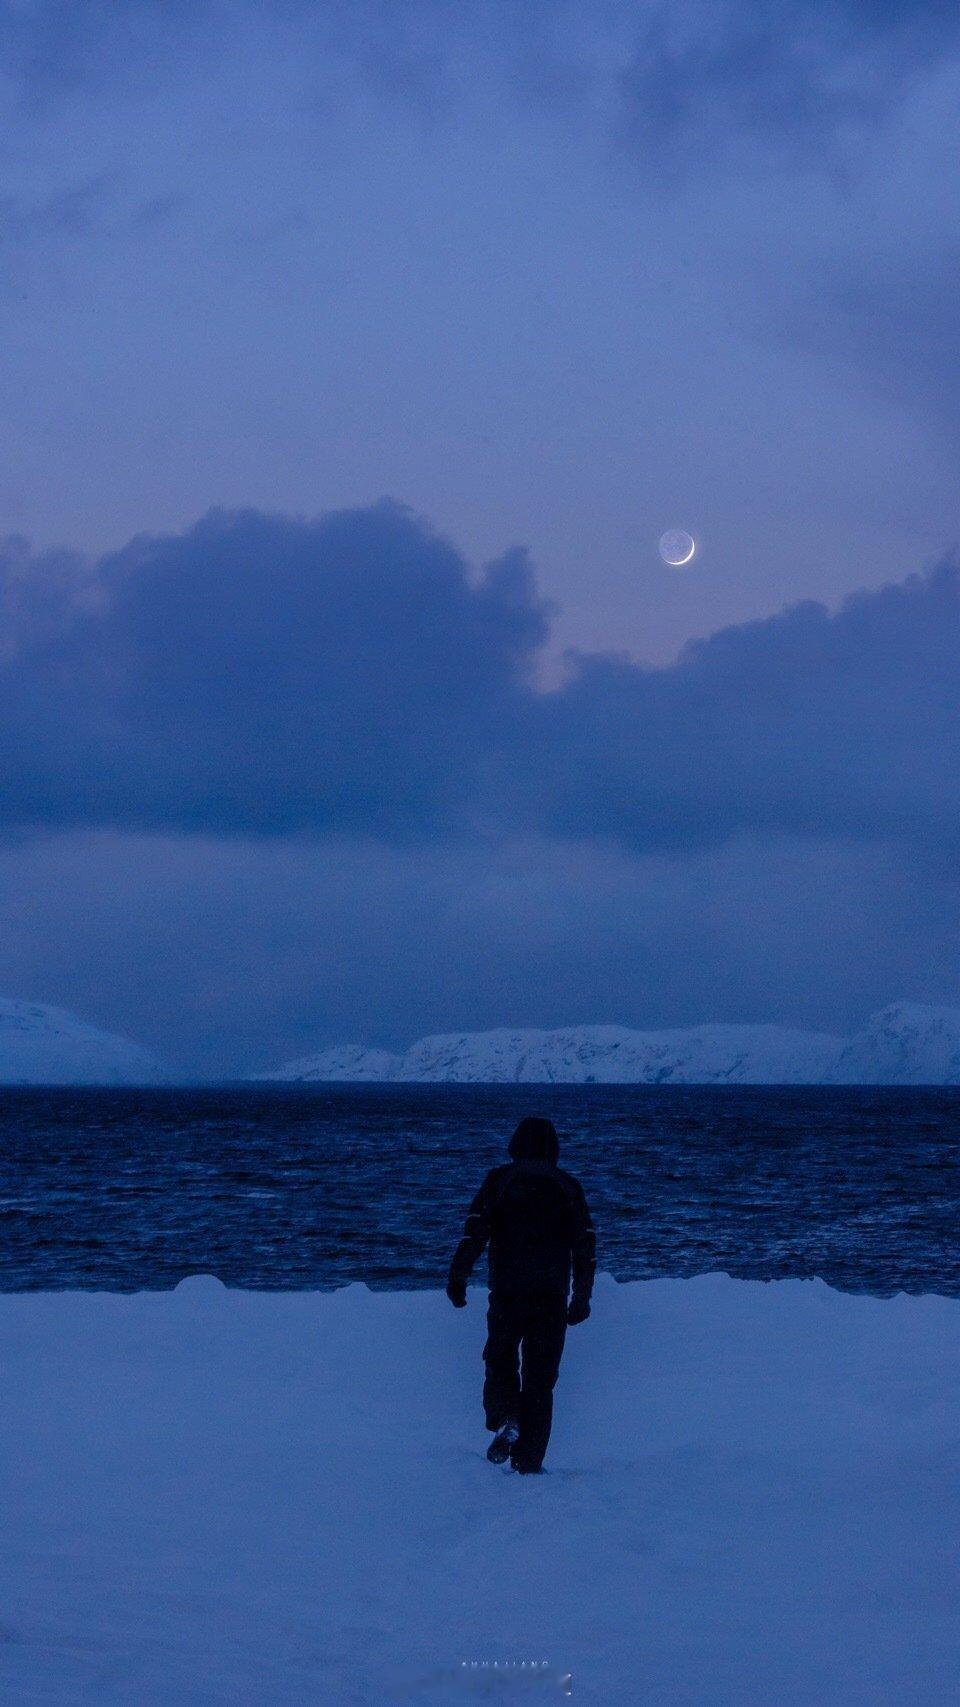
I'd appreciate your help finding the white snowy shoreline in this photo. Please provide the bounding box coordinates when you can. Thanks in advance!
[2,1273,958,1704]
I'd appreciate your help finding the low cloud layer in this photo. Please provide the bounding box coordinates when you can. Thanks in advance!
[2,830,954,1074]
[3,501,958,861]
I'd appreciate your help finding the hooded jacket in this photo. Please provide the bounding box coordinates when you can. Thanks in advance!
[447,1117,596,1300]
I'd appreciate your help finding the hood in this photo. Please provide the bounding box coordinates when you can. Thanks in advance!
[508,1116,559,1164]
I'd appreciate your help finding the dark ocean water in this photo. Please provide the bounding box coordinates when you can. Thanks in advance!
[0,1083,958,1296]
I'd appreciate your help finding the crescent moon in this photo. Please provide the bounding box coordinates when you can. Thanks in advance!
[659,529,696,567]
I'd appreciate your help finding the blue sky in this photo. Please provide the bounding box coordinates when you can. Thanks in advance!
[0,0,958,1071]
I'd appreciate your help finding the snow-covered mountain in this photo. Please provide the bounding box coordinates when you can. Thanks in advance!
[260,1002,960,1086]
[261,1022,838,1085]
[829,1003,960,1086]
[386,1024,841,1085]
[266,1043,402,1084]
[0,1000,165,1085]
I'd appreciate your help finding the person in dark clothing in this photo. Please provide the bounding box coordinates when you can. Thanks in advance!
[446,1116,596,1474]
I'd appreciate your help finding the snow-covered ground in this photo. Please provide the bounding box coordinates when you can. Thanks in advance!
[2,1274,958,1704]
[0,999,165,1084]
[262,1000,960,1085]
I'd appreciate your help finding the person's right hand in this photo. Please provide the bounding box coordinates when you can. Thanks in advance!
[566,1296,590,1326]
[446,1278,467,1308]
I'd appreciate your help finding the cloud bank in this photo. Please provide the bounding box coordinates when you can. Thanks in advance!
[4,0,958,160]
[3,502,957,860]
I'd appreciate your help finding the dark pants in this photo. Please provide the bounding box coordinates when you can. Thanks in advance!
[483,1289,567,1471]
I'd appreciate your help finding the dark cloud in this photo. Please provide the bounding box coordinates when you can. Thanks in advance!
[618,0,960,170]
[2,502,958,861]
[534,565,960,855]
[0,504,550,837]
[4,1,957,160]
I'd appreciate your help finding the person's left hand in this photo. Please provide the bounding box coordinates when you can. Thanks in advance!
[566,1296,590,1326]
[446,1278,467,1308]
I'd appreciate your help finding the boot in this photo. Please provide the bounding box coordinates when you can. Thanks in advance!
[486,1418,519,1464]
[510,1455,544,1474]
